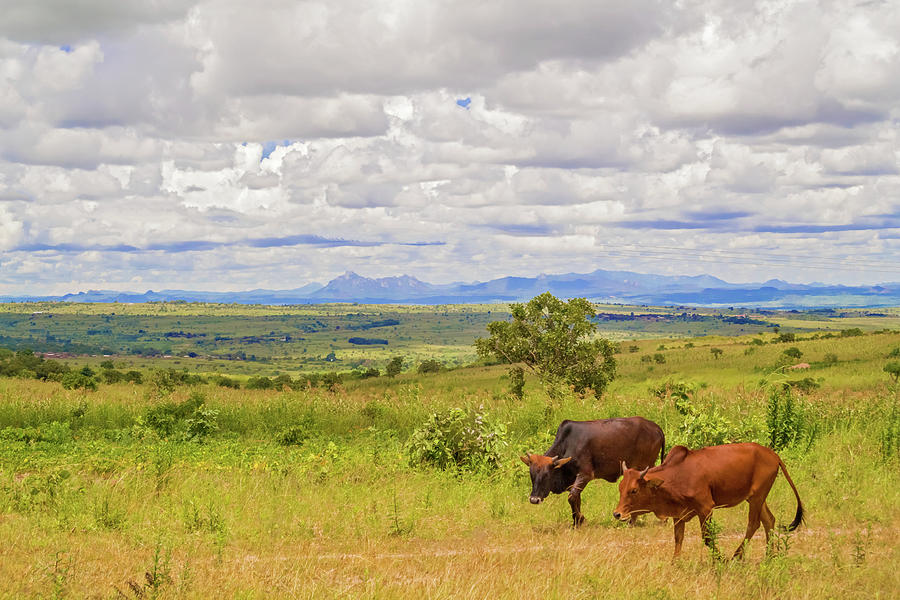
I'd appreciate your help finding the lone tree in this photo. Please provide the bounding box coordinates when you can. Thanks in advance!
[475,292,616,398]
[385,356,404,378]
[710,347,723,360]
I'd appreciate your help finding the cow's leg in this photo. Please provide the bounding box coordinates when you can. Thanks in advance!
[673,519,686,558]
[733,498,764,560]
[567,474,591,527]
[761,502,776,551]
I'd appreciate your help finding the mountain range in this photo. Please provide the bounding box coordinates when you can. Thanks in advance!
[3,269,899,308]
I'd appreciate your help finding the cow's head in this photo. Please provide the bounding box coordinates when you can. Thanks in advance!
[520,453,574,504]
[613,461,663,521]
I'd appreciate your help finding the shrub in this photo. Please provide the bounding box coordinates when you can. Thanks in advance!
[884,361,900,382]
[417,359,443,374]
[386,357,404,378]
[246,376,274,390]
[783,377,820,394]
[675,396,735,448]
[60,372,97,391]
[143,391,217,441]
[783,347,803,360]
[406,407,507,472]
[823,353,838,365]
[776,333,796,343]
[653,353,666,364]
[215,375,241,389]
[766,387,813,452]
[840,328,864,337]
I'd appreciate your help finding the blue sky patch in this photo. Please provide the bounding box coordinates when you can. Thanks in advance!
[456,97,471,109]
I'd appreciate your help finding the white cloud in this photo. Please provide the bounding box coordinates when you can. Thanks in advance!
[1,0,898,294]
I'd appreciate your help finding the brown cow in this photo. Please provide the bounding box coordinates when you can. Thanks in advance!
[521,417,665,527]
[613,442,804,559]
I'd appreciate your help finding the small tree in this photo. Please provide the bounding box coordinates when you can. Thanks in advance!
[885,361,900,382]
[783,347,803,360]
[385,356,403,378]
[710,347,723,360]
[475,292,616,397]
[417,359,442,374]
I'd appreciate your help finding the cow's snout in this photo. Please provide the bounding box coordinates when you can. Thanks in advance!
[613,511,622,520]
[529,496,543,505]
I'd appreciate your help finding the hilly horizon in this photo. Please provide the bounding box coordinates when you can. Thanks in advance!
[3,268,899,309]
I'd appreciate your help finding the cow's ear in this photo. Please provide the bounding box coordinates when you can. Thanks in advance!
[552,457,572,469]
[520,454,532,466]
[646,477,663,489]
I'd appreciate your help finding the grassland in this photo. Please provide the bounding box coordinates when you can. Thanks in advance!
[0,303,898,598]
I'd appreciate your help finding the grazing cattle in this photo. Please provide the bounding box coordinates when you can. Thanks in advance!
[521,417,665,527]
[614,443,804,559]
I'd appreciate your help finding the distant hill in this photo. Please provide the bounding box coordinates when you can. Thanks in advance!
[2,269,899,308]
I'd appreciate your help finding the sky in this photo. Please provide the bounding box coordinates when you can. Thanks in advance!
[1,0,899,295]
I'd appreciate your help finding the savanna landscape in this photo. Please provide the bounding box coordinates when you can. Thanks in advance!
[0,299,898,599]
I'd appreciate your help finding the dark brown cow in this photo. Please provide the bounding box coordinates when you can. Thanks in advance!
[521,417,665,527]
[614,442,804,559]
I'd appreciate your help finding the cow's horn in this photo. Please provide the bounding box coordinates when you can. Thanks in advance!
[548,455,558,462]
[520,454,532,465]
[621,460,628,474]
[638,466,651,479]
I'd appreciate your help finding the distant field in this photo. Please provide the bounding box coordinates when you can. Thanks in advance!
[1,301,897,378]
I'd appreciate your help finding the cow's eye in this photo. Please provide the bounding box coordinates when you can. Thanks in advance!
[629,488,637,494]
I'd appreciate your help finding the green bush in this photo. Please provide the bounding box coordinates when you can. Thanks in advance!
[406,407,507,472]
[767,387,814,452]
[417,359,443,374]
[673,396,736,448]
[60,372,97,391]
[143,391,217,441]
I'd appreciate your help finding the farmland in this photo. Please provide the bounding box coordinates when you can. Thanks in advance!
[0,301,898,598]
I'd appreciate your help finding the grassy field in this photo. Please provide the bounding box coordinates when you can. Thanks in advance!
[0,304,898,598]
[1,301,898,378]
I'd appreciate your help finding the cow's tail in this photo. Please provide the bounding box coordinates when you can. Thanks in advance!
[658,430,666,466]
[778,459,805,531]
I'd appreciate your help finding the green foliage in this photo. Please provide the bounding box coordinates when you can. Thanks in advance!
[887,346,900,358]
[1,421,72,445]
[406,407,507,472]
[840,328,864,337]
[475,292,616,397]
[651,379,696,404]
[653,353,666,364]
[60,371,97,391]
[823,353,839,365]
[776,333,796,343]
[710,347,723,359]
[880,395,900,462]
[783,377,820,393]
[142,391,218,441]
[783,347,803,360]
[386,356,404,378]
[671,392,736,448]
[246,376,275,390]
[214,375,240,388]
[417,359,443,374]
[766,387,814,452]
[507,366,525,401]
[884,361,900,382]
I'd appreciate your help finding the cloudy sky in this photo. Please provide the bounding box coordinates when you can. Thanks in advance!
[1,0,899,295]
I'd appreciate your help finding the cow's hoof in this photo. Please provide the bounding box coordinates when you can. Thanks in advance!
[573,515,585,528]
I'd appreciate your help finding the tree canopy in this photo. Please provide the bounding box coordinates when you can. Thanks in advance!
[474,292,616,397]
